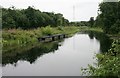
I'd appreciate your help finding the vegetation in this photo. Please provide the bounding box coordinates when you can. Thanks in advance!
[2,6,80,46]
[2,26,79,46]
[82,1,120,77]
[88,17,95,27]
[84,27,103,32]
[2,6,69,29]
[94,2,120,34]
[82,39,120,77]
[1,1,120,77]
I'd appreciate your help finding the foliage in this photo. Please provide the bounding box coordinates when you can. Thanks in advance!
[110,19,120,34]
[85,27,103,32]
[69,21,89,26]
[2,26,80,46]
[94,2,120,34]
[41,26,53,35]
[88,17,95,27]
[2,6,69,29]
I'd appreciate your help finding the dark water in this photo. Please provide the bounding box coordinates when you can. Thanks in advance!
[2,31,112,76]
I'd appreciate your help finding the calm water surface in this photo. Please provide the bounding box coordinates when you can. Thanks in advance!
[2,31,112,76]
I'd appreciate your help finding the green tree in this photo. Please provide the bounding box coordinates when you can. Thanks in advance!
[110,19,120,34]
[89,17,94,27]
[2,6,70,29]
[95,2,119,33]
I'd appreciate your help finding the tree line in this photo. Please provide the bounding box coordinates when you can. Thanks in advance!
[2,6,69,29]
[2,2,120,34]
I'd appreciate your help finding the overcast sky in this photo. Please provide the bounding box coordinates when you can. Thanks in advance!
[0,0,103,21]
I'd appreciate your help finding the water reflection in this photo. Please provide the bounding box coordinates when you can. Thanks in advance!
[81,31,112,52]
[2,31,112,66]
[2,42,60,66]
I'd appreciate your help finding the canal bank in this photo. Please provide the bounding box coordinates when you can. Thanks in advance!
[2,26,80,46]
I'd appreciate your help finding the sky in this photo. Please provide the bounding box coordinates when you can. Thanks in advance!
[0,0,103,21]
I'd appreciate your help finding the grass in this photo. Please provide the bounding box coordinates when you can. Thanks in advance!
[2,26,80,46]
[2,26,105,46]
[85,27,103,32]
[107,33,120,40]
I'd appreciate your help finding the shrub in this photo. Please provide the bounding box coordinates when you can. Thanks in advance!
[41,25,53,35]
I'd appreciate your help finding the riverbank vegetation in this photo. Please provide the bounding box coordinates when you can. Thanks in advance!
[82,39,120,77]
[82,1,120,77]
[2,6,80,46]
[2,26,80,46]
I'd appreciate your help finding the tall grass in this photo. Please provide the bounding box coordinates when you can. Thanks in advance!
[2,26,80,46]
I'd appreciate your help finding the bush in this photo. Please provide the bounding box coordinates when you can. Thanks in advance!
[57,26,63,31]
[41,25,53,35]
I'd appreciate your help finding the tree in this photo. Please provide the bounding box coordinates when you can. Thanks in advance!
[2,6,70,29]
[110,19,120,34]
[95,2,119,33]
[55,13,63,26]
[89,17,94,27]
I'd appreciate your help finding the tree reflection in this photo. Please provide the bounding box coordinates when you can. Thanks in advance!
[2,42,60,66]
[87,31,112,53]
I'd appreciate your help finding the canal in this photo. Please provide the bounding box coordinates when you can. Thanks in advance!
[2,31,112,76]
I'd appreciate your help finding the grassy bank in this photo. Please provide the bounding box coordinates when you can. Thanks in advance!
[2,26,80,46]
[82,27,103,32]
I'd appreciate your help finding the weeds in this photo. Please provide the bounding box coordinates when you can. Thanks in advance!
[2,26,80,46]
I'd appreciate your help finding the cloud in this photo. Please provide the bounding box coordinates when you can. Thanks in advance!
[0,0,101,21]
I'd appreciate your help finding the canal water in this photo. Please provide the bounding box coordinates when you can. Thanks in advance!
[2,31,112,76]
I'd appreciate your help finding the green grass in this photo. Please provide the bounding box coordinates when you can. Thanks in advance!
[85,27,103,32]
[2,26,80,46]
[2,26,104,46]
